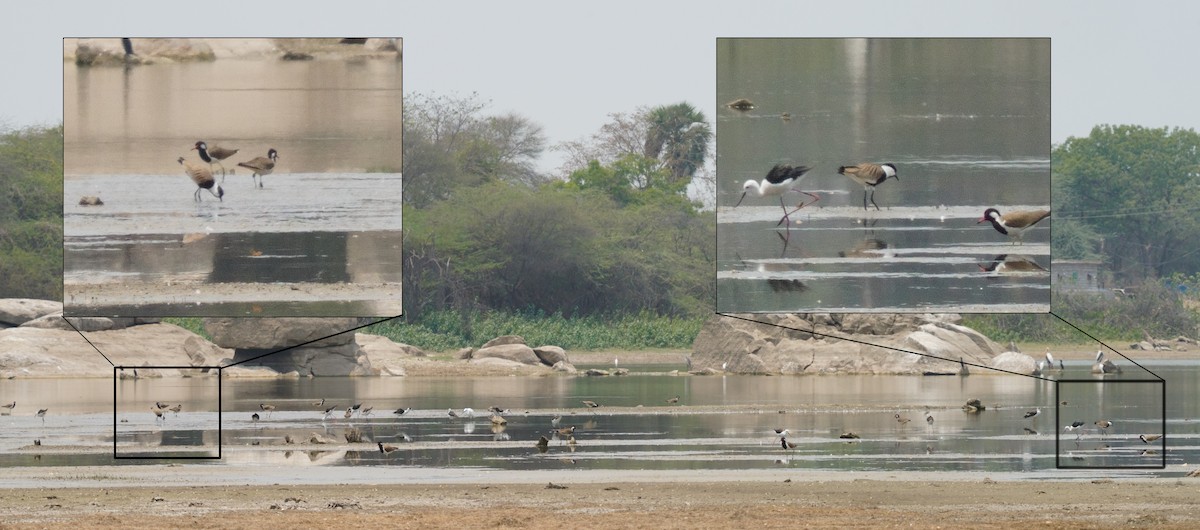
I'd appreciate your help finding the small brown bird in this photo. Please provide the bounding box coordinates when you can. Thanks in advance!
[551,426,576,437]
[447,408,459,418]
[781,437,797,450]
[237,148,279,188]
[259,403,276,418]
[169,404,182,415]
[360,406,374,417]
[151,407,166,422]
[378,442,399,454]
[978,208,1051,245]
[179,157,223,201]
[490,414,508,425]
[36,408,47,423]
[193,141,239,180]
[666,395,680,404]
[1,401,14,413]
[1140,434,1163,444]
[581,400,600,409]
[838,163,899,210]
[895,413,911,425]
[1094,420,1112,432]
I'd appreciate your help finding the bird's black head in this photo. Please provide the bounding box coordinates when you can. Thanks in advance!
[268,148,279,161]
[978,207,1000,224]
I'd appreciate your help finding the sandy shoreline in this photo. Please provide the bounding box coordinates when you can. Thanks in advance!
[1,471,1197,528]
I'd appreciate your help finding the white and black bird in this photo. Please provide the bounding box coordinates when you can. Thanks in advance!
[447,408,459,419]
[1140,434,1163,444]
[1,401,14,413]
[392,407,411,416]
[977,208,1051,245]
[259,403,276,418]
[734,164,819,226]
[193,141,239,180]
[237,148,279,188]
[322,406,337,420]
[36,408,47,424]
[838,163,899,211]
[179,157,224,202]
[1023,408,1041,420]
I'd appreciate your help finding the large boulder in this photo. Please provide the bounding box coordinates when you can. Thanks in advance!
[203,318,360,349]
[21,314,159,332]
[692,313,999,375]
[474,343,541,366]
[482,335,526,348]
[991,351,1037,374]
[0,299,63,327]
[0,323,228,378]
[532,345,569,366]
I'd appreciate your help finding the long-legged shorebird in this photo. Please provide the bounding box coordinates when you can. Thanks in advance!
[259,403,276,418]
[251,412,260,426]
[36,408,47,424]
[378,442,399,455]
[392,407,411,416]
[1024,408,1041,420]
[666,395,680,405]
[1,401,14,414]
[734,164,819,227]
[169,404,182,415]
[978,208,1051,245]
[581,400,600,409]
[179,157,224,202]
[447,408,459,419]
[323,405,337,420]
[151,406,166,423]
[361,406,374,418]
[781,437,797,451]
[193,141,239,180]
[838,163,899,211]
[550,414,562,427]
[344,408,354,420]
[237,148,279,188]
[1139,434,1163,444]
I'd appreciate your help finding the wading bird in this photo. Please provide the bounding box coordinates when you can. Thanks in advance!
[179,157,223,202]
[237,148,279,188]
[838,163,899,211]
[734,164,819,227]
[977,208,1051,245]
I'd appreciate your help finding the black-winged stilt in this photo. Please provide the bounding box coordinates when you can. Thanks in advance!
[733,164,818,227]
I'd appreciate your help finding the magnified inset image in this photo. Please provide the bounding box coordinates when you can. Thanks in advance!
[64,38,403,317]
[717,38,1050,313]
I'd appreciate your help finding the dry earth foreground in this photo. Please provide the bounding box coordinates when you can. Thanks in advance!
[0,478,1198,528]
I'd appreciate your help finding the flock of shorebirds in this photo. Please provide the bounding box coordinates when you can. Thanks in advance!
[733,161,1050,245]
[178,140,280,202]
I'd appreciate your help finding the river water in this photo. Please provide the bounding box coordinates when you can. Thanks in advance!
[716,39,1051,313]
[1,362,1193,478]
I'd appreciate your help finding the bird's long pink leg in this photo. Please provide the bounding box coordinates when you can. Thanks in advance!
[781,191,821,220]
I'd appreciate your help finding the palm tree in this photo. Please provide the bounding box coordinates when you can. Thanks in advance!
[642,103,712,185]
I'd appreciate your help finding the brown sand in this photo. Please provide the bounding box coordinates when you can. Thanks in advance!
[1,479,1198,528]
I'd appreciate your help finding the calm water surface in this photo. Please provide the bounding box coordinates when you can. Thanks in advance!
[1,362,1193,477]
[716,39,1050,312]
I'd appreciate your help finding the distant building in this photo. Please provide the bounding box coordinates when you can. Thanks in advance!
[1052,260,1107,294]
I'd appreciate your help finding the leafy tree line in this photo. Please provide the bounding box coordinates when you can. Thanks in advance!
[401,94,715,328]
[0,124,63,299]
[1052,125,1200,284]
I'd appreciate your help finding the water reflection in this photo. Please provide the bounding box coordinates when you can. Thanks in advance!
[1,363,1196,476]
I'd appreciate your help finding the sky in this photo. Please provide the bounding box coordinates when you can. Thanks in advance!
[6,1,1200,172]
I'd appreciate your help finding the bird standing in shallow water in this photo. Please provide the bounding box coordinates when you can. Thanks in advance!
[179,157,223,202]
[1140,434,1163,443]
[259,403,276,418]
[193,141,238,180]
[237,148,279,188]
[1,401,14,414]
[1024,408,1041,420]
[378,442,398,454]
[978,208,1051,245]
[734,164,820,228]
[838,163,899,211]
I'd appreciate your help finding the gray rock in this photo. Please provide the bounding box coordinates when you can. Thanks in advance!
[469,357,537,371]
[457,348,475,360]
[474,343,540,365]
[692,313,998,375]
[551,361,577,374]
[482,335,527,348]
[584,368,611,376]
[228,341,370,377]
[533,345,569,366]
[0,323,227,378]
[0,299,63,326]
[78,196,104,206]
[203,318,360,349]
[991,352,1037,374]
[356,333,425,358]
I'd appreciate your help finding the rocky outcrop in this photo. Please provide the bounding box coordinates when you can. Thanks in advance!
[472,336,576,371]
[0,323,227,378]
[691,313,1003,375]
[21,314,160,332]
[204,318,369,376]
[482,335,527,348]
[533,346,569,366]
[474,343,541,365]
[990,352,1036,374]
[0,299,62,327]
[73,38,218,66]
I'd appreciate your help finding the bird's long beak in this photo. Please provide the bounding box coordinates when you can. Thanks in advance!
[191,146,198,151]
[734,191,748,208]
[977,217,987,224]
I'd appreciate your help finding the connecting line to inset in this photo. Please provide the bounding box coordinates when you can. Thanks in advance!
[1049,311,1164,381]
[63,316,115,367]
[222,314,404,368]
[715,313,1054,381]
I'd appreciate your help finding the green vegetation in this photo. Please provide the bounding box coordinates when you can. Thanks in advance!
[366,310,704,352]
[965,282,1199,343]
[0,124,64,299]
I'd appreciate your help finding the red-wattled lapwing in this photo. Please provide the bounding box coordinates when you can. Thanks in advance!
[734,164,819,227]
[838,163,899,211]
[259,403,276,418]
[1140,434,1163,444]
[977,208,1050,245]
[251,412,260,427]
[151,406,166,423]
[237,148,279,188]
[179,157,223,202]
[378,442,399,455]
[551,426,576,437]
[193,141,239,180]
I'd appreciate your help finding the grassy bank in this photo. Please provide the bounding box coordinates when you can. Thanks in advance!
[165,311,705,352]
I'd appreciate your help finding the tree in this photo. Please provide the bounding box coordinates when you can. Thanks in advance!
[0,124,64,299]
[556,102,712,191]
[1054,125,1200,283]
[403,93,547,207]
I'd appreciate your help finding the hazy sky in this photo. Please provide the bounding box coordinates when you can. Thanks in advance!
[6,1,1200,171]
